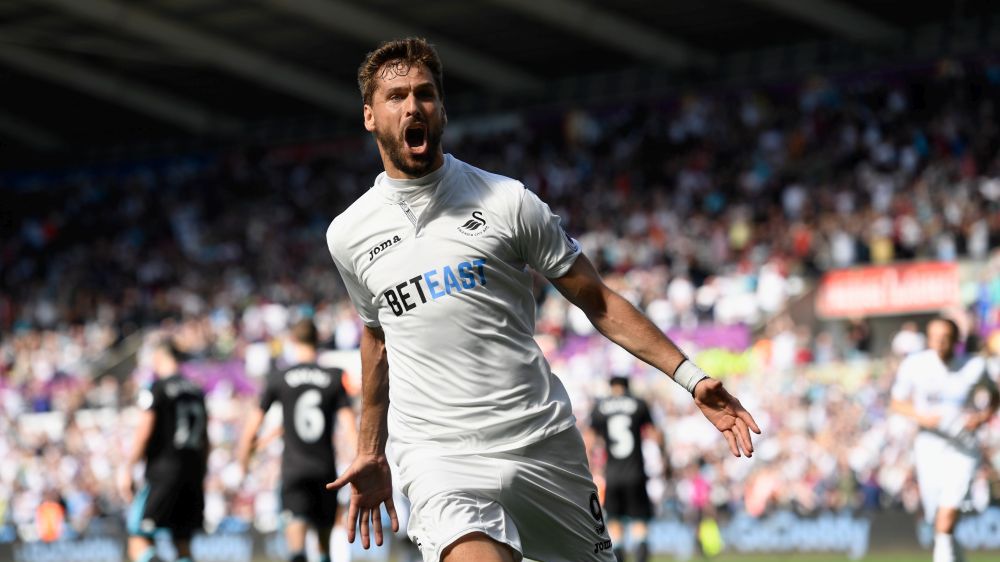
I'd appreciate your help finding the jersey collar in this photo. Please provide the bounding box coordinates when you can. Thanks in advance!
[373,153,453,204]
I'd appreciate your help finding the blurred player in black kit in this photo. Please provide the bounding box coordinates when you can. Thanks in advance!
[589,376,657,562]
[118,339,208,562]
[237,319,356,562]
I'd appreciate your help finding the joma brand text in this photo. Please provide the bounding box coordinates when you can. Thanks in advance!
[369,235,401,261]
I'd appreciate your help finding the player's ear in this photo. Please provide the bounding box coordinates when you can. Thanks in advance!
[441,105,448,126]
[363,104,375,133]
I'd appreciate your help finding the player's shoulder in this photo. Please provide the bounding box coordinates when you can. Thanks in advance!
[898,349,935,371]
[452,157,523,189]
[170,374,205,399]
[449,156,527,206]
[326,187,385,256]
[633,394,652,409]
[954,355,988,380]
[265,367,287,388]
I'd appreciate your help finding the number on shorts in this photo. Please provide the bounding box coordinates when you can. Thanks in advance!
[607,413,634,459]
[174,400,205,450]
[294,389,325,443]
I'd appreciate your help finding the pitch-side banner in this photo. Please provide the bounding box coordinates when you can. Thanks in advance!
[3,509,1000,561]
[816,261,960,318]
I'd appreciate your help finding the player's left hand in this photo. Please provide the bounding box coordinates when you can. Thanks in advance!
[326,453,399,549]
[693,378,761,457]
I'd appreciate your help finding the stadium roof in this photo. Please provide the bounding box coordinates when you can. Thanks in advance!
[0,0,998,167]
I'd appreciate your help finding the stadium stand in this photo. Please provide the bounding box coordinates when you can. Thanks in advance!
[2,58,999,553]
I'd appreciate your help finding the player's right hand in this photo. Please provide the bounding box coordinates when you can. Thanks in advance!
[693,378,761,457]
[326,453,399,549]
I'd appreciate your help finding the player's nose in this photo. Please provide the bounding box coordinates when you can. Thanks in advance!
[403,92,421,117]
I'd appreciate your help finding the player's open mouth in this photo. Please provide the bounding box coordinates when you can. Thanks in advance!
[404,125,427,154]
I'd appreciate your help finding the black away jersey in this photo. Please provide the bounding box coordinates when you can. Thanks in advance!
[591,394,654,484]
[139,374,208,480]
[260,363,349,480]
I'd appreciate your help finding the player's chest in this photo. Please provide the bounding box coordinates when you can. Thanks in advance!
[356,206,516,297]
[920,372,976,405]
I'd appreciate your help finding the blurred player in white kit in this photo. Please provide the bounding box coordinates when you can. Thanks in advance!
[890,317,1000,562]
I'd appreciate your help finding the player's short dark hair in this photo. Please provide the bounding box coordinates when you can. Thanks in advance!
[930,316,961,341]
[358,37,444,105]
[609,376,630,390]
[291,318,319,348]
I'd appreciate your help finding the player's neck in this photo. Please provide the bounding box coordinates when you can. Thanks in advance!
[295,349,317,364]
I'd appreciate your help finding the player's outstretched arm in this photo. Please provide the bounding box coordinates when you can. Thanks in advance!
[550,254,761,457]
[326,325,398,549]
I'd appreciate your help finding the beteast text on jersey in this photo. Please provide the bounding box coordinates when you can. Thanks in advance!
[383,258,487,317]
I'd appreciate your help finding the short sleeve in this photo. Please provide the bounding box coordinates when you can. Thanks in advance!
[259,372,279,411]
[136,384,157,411]
[986,357,1000,384]
[967,357,999,393]
[328,231,380,327]
[890,357,915,402]
[513,188,581,278]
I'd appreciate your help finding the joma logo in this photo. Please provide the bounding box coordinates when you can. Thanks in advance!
[368,235,402,261]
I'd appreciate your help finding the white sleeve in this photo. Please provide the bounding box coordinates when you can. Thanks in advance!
[890,357,915,402]
[977,357,999,393]
[328,228,381,327]
[987,357,1000,384]
[513,188,581,278]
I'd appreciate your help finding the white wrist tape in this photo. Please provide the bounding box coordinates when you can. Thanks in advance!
[673,360,709,394]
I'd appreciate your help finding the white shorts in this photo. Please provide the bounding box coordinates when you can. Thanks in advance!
[393,427,616,562]
[914,432,978,523]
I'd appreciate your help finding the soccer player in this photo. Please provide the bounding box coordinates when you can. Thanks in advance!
[326,37,760,562]
[589,376,657,562]
[236,319,356,562]
[118,339,208,562]
[890,317,999,562]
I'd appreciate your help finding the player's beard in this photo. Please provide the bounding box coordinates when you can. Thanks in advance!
[375,119,443,178]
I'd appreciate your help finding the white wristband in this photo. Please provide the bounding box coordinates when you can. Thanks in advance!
[673,360,709,394]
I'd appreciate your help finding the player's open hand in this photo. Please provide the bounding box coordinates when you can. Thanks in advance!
[326,453,399,549]
[693,378,761,457]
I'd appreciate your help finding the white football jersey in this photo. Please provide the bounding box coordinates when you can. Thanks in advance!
[327,154,581,460]
[891,349,999,445]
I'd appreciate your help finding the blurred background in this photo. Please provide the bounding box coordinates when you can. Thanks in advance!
[2,1,1000,561]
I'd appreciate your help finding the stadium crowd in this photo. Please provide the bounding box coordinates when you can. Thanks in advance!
[2,56,1000,544]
